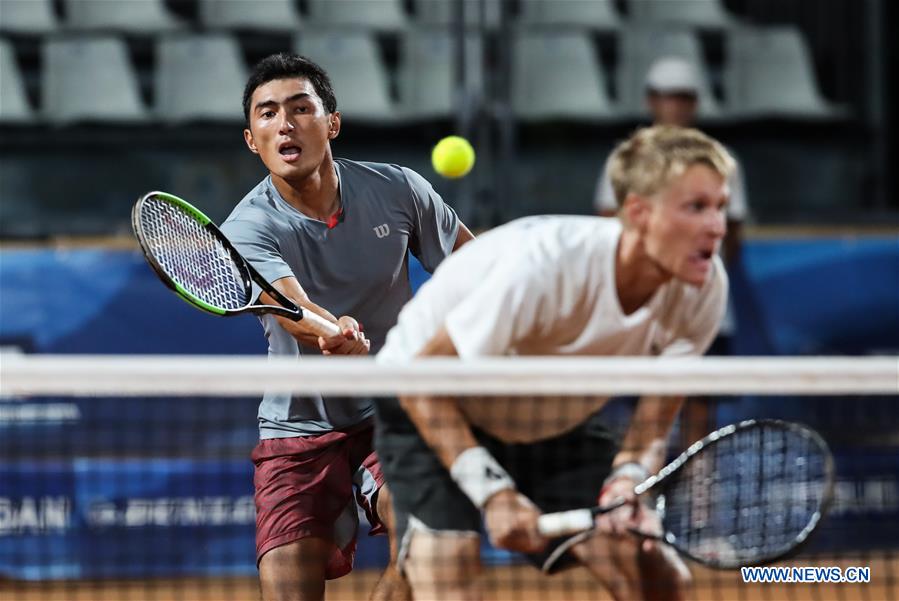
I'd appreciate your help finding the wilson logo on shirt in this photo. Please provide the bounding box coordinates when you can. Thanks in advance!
[373,224,390,238]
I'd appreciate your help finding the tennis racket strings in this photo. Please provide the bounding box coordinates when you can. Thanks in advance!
[137,194,247,311]
[660,421,833,567]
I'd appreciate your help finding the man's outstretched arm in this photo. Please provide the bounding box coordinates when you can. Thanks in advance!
[262,275,369,355]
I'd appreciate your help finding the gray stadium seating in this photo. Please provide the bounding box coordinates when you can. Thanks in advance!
[0,0,58,34]
[397,28,484,121]
[198,0,302,32]
[306,0,408,32]
[629,0,740,29]
[413,0,501,29]
[511,30,616,121]
[724,26,843,118]
[154,34,248,123]
[41,36,149,124]
[295,30,397,123]
[0,37,33,122]
[62,0,185,33]
[519,0,622,30]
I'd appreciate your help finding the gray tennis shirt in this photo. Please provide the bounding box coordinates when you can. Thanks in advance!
[220,159,460,438]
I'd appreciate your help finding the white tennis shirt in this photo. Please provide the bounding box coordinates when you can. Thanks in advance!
[379,216,728,442]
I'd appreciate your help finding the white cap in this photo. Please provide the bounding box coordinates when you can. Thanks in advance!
[645,57,700,95]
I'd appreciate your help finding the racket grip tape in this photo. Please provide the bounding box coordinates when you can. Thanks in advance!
[301,310,343,338]
[537,509,595,538]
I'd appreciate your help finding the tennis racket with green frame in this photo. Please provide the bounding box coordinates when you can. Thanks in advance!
[132,190,340,338]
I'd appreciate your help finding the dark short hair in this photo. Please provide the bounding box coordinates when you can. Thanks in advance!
[242,53,337,124]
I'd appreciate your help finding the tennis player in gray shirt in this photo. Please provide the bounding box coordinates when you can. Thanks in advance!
[220,53,473,601]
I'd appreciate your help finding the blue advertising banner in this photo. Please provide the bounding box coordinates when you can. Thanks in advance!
[733,237,899,355]
[0,458,388,580]
[0,458,255,580]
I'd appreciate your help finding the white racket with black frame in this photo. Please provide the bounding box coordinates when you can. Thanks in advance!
[538,419,835,569]
[132,190,341,338]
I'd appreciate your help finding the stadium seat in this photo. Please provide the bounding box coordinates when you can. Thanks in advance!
[41,36,149,124]
[306,0,408,31]
[62,0,185,33]
[397,28,483,120]
[198,0,302,32]
[724,26,843,118]
[155,34,248,123]
[511,30,616,121]
[0,0,58,34]
[295,31,396,123]
[629,0,740,29]
[0,38,34,122]
[617,28,721,119]
[413,0,501,29]
[518,0,622,30]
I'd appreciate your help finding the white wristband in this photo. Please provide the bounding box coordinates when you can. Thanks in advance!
[604,462,650,487]
[450,446,516,509]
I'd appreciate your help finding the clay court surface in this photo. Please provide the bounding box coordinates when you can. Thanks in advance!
[2,556,895,601]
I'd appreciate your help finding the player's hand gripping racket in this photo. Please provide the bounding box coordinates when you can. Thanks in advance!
[132,191,341,338]
[537,419,834,569]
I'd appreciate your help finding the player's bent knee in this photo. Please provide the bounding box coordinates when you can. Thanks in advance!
[570,533,640,600]
[404,529,481,599]
[258,539,331,601]
[648,564,691,601]
[639,542,692,601]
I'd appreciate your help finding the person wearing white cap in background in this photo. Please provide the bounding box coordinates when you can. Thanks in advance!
[593,56,749,444]
[643,57,708,128]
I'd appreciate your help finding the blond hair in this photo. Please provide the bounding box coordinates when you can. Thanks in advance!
[608,125,735,209]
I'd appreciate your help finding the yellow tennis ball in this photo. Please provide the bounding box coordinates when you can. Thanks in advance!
[431,136,475,179]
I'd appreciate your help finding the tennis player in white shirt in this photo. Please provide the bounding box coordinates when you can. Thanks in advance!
[375,125,735,600]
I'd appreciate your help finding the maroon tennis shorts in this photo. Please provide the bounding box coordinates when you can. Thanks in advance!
[252,422,386,579]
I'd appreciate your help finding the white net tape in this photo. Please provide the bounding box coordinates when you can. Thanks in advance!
[1,355,896,396]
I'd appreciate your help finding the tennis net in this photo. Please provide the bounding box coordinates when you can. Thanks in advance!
[1,354,897,600]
